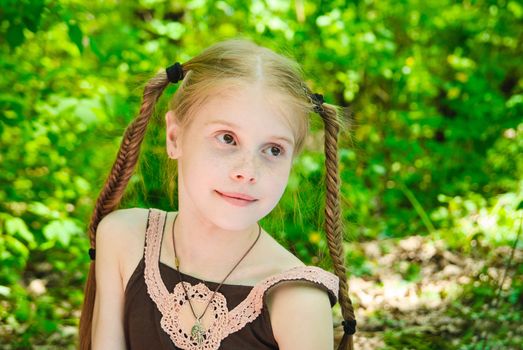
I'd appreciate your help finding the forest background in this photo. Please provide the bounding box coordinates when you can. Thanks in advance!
[0,0,521,349]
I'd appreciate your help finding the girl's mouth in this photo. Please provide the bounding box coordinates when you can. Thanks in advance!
[215,190,257,207]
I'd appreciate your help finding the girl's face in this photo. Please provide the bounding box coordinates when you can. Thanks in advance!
[166,85,297,230]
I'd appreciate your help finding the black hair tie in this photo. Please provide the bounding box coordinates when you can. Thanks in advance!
[342,319,357,335]
[166,62,184,83]
[311,93,324,105]
[311,93,324,113]
[89,248,96,261]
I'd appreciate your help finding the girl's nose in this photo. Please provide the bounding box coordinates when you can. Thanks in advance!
[230,156,258,183]
[232,173,256,183]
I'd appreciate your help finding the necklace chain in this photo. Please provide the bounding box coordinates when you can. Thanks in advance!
[170,213,261,346]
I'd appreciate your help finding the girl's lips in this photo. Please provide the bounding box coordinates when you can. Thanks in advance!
[215,190,257,207]
[215,190,256,201]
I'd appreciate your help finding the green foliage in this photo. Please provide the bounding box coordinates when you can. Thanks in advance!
[446,273,523,349]
[382,329,451,350]
[0,0,521,348]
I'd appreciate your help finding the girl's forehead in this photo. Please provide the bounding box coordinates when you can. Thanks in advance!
[191,86,297,137]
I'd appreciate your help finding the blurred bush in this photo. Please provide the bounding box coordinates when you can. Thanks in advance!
[0,0,521,348]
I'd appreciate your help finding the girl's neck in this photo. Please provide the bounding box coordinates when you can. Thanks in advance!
[167,210,261,271]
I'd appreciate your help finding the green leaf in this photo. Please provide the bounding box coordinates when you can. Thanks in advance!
[4,235,29,260]
[67,23,83,53]
[21,0,45,33]
[27,202,58,219]
[89,36,104,60]
[14,298,31,323]
[6,23,25,48]
[5,216,36,249]
[42,219,82,247]
[0,285,11,297]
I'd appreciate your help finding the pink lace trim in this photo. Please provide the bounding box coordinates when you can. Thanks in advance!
[143,208,340,350]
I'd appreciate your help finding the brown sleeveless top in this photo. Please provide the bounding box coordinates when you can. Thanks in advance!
[123,208,339,350]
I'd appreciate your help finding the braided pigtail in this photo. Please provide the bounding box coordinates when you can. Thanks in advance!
[78,64,183,350]
[307,90,357,349]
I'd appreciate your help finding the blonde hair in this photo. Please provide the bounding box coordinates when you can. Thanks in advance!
[78,38,356,349]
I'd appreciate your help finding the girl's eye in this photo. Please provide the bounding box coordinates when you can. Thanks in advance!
[266,145,284,157]
[217,132,236,145]
[217,132,285,157]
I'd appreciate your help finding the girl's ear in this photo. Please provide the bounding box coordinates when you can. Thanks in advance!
[165,110,183,159]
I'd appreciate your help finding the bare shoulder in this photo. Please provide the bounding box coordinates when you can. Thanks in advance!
[97,207,148,230]
[96,207,149,250]
[92,207,149,348]
[260,233,334,348]
[267,280,334,349]
[96,207,150,290]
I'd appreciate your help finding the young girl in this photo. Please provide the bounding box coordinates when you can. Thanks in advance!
[78,39,357,350]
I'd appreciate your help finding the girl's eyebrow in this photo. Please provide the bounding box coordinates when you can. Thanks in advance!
[205,119,294,146]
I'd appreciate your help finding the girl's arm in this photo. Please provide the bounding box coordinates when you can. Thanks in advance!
[267,280,334,350]
[91,211,127,350]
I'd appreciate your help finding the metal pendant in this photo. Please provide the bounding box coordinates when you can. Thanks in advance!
[191,318,206,345]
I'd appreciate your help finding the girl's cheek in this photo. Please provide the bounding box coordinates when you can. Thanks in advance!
[204,142,234,160]
[202,144,236,170]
